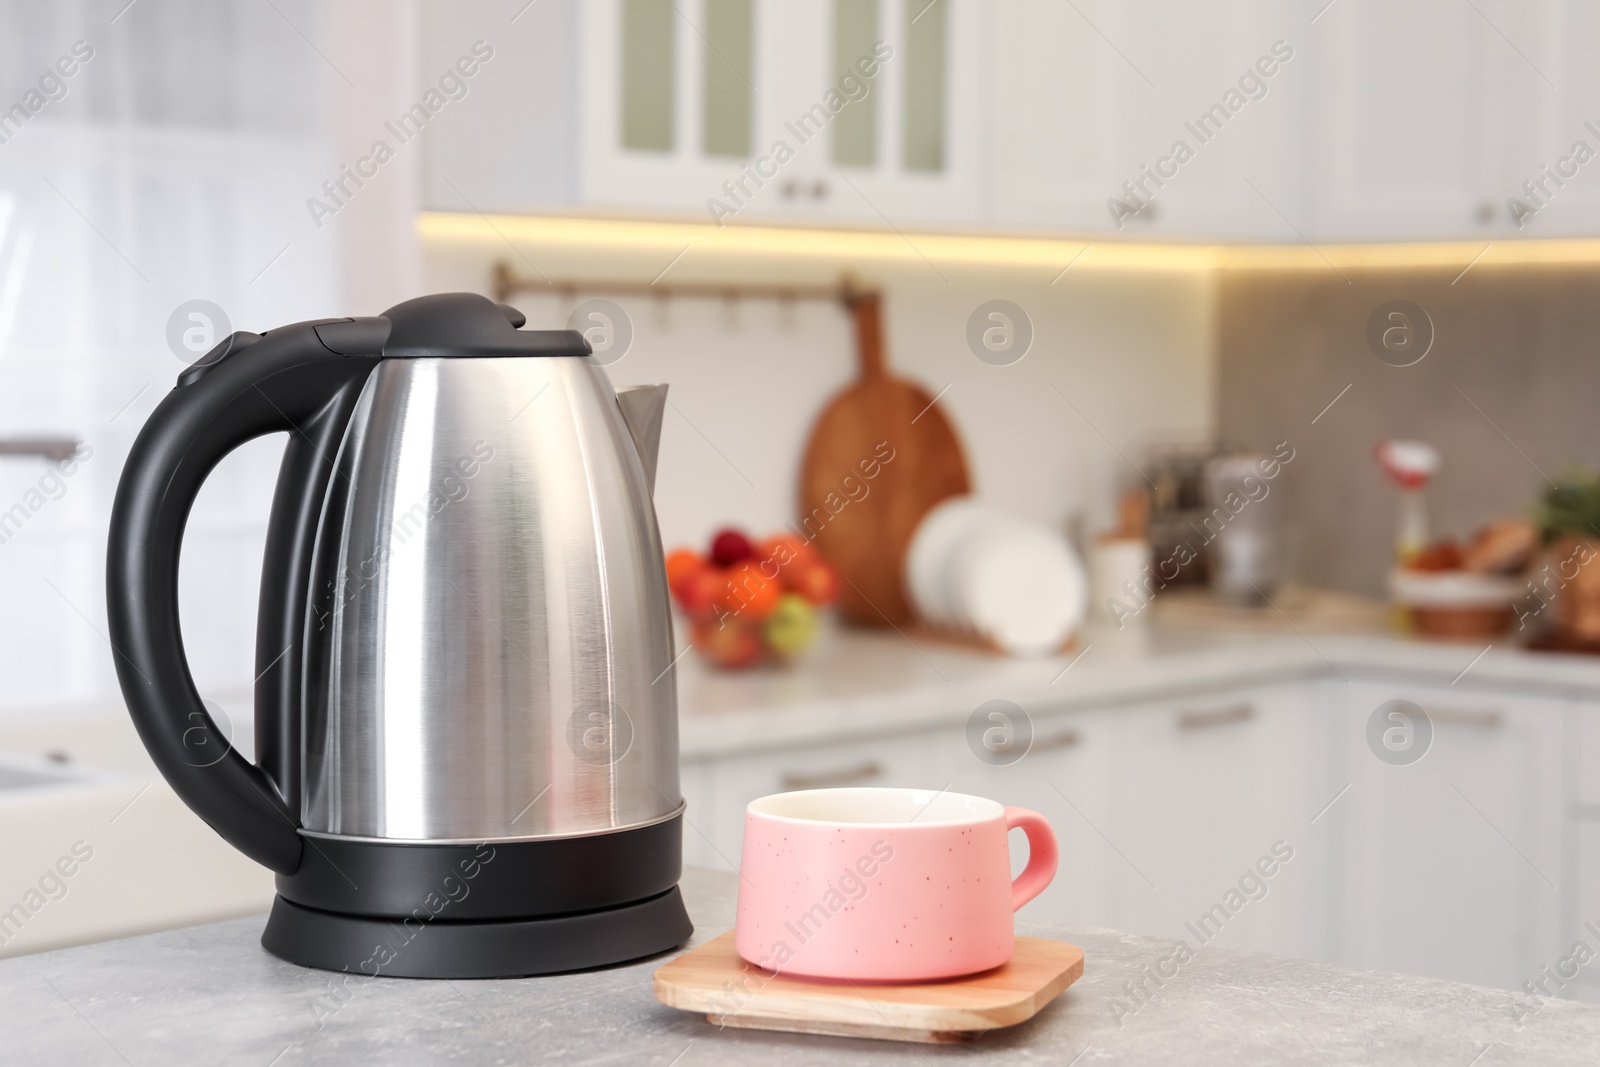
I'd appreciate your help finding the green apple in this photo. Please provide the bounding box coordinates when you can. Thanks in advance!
[763,593,818,658]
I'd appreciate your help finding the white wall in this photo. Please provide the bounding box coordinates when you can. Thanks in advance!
[423,234,1217,556]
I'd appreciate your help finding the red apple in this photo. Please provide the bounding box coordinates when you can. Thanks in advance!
[758,533,816,573]
[787,559,840,607]
[692,617,763,669]
[709,527,755,567]
[715,561,782,621]
[676,567,727,620]
[665,548,704,598]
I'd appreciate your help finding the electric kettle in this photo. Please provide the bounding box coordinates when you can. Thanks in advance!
[106,293,691,978]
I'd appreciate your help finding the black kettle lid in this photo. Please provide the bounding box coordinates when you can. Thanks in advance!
[379,292,590,359]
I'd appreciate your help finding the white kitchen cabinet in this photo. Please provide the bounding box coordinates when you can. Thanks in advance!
[924,684,1326,949]
[575,0,984,227]
[681,704,1125,930]
[569,0,1311,238]
[678,759,716,869]
[1091,682,1328,956]
[681,681,1326,952]
[927,685,1328,952]
[1324,678,1565,991]
[772,0,988,228]
[984,0,1111,233]
[1298,0,1548,241]
[1563,700,1600,1002]
[680,664,1584,998]
[680,728,936,872]
[1504,1,1600,238]
[424,0,1600,241]
[577,0,748,217]
[918,707,1119,941]
[990,0,1304,239]
[1568,820,1600,1003]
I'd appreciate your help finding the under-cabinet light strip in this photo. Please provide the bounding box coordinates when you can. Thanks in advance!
[419,211,1600,275]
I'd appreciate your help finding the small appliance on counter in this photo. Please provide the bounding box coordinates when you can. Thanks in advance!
[105,294,692,978]
[1143,441,1217,589]
[1202,451,1282,605]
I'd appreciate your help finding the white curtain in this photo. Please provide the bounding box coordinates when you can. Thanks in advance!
[0,0,419,715]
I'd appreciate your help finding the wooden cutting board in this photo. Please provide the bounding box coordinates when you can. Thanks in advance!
[798,288,970,626]
[654,931,1083,1044]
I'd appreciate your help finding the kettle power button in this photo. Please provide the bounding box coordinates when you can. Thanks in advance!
[175,332,251,388]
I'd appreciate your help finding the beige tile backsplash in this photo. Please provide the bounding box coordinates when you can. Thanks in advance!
[1217,264,1600,597]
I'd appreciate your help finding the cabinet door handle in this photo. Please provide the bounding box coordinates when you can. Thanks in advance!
[1177,703,1255,731]
[780,760,883,790]
[1031,728,1083,753]
[1427,708,1503,730]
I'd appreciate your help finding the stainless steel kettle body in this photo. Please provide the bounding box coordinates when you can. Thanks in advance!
[302,356,679,842]
[107,293,692,978]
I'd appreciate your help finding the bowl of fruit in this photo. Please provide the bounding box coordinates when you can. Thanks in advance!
[665,528,840,669]
[1386,519,1536,640]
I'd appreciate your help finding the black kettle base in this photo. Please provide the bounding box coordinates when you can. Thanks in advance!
[261,886,693,979]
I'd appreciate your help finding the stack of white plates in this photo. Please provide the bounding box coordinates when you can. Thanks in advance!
[905,498,1087,657]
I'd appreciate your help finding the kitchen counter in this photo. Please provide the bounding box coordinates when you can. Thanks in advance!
[2,866,1597,1065]
[676,618,1600,759]
[6,617,1599,981]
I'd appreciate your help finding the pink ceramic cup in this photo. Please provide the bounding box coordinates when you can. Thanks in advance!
[734,787,1059,982]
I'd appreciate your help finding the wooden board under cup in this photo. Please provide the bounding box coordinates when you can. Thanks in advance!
[653,931,1084,1044]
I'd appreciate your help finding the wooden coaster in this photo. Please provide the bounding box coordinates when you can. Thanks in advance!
[653,932,1084,1044]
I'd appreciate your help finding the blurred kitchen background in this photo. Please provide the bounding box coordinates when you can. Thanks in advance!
[5,0,1600,1008]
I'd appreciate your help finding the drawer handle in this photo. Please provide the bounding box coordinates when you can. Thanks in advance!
[1427,708,1503,730]
[1031,728,1083,753]
[780,760,883,790]
[1177,703,1255,731]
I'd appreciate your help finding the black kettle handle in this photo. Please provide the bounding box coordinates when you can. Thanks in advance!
[106,319,385,874]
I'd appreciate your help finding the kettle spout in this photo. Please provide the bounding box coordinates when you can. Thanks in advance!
[616,384,668,494]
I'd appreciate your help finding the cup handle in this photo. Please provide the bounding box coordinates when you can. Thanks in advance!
[1005,806,1059,911]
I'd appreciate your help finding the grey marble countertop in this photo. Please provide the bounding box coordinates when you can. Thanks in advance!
[2,867,1597,1066]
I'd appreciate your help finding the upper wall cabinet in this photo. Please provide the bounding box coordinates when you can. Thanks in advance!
[1297,0,1551,242]
[579,0,984,226]
[988,0,1304,239]
[420,0,1600,241]
[1498,0,1600,239]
